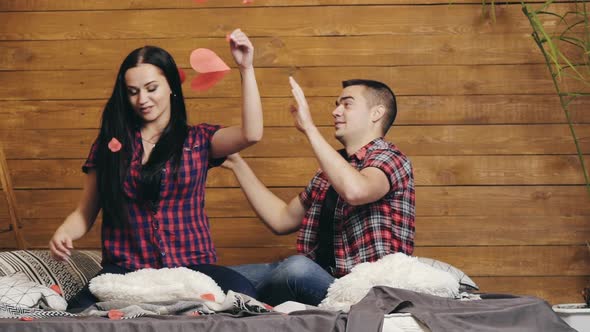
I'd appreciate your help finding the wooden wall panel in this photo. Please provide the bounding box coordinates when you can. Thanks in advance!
[0,0,571,12]
[0,5,575,41]
[2,65,581,100]
[7,155,590,189]
[2,96,589,131]
[10,186,590,220]
[7,214,589,249]
[0,0,588,306]
[2,125,589,159]
[0,34,553,71]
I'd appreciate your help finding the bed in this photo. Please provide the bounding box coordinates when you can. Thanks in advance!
[0,250,575,332]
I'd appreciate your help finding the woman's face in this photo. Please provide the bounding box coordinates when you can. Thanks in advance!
[125,63,173,126]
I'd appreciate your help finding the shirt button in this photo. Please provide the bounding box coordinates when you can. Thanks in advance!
[161,251,166,257]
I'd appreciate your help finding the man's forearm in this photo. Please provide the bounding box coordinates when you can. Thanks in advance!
[304,126,368,203]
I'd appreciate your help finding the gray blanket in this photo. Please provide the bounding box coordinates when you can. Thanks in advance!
[0,286,575,332]
[349,286,575,332]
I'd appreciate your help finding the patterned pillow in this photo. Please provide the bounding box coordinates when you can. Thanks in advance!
[0,250,102,301]
[415,256,479,291]
[0,272,67,310]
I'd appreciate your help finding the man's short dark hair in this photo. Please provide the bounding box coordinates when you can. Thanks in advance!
[342,79,397,135]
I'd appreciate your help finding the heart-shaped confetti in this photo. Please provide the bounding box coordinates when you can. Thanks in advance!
[189,48,230,73]
[108,309,124,320]
[108,138,122,152]
[50,284,63,296]
[178,67,186,83]
[200,293,216,302]
[191,71,230,92]
[188,48,231,92]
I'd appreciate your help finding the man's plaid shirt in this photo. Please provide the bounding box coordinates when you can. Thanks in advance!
[297,138,415,277]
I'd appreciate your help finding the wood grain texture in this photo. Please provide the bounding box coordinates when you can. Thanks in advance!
[0,34,553,71]
[1,65,579,101]
[1,0,588,305]
[0,5,574,41]
[0,0,570,11]
[9,214,590,248]
[1,96,588,130]
[2,125,589,159]
[7,155,590,189]
[5,186,589,220]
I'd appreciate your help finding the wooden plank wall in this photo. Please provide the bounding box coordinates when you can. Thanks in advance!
[0,0,589,304]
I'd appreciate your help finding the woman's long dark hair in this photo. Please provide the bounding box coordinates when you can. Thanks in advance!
[96,46,188,227]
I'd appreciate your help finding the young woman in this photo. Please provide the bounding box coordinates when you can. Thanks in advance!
[49,29,263,311]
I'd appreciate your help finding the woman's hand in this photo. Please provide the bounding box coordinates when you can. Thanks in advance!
[229,29,254,70]
[49,227,74,261]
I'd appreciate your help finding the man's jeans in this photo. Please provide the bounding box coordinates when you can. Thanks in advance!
[230,255,335,306]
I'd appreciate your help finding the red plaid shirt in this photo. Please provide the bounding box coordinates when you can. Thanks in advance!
[83,124,224,270]
[297,138,415,277]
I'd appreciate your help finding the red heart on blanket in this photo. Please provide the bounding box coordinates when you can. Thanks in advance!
[108,309,124,320]
[50,284,63,295]
[200,293,216,302]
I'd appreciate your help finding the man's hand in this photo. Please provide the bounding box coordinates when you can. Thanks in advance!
[289,76,315,133]
[221,153,243,170]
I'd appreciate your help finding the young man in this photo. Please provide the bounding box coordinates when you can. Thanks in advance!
[224,77,415,306]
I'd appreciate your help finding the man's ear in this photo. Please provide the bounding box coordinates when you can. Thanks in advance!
[371,105,386,123]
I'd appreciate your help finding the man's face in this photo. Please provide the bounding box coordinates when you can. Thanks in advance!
[332,85,373,142]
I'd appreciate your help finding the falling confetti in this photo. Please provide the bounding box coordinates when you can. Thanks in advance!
[108,138,122,152]
[191,71,230,91]
[188,48,231,91]
[178,67,186,83]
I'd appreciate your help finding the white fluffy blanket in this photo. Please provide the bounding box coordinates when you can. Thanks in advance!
[319,253,459,312]
[89,267,226,304]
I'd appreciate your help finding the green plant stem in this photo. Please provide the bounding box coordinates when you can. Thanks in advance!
[523,4,590,199]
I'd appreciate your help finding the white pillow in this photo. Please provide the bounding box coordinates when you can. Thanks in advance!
[415,256,479,291]
[319,253,459,312]
[89,267,226,303]
[0,272,67,310]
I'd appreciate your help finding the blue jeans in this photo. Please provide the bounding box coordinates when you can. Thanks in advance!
[229,255,335,306]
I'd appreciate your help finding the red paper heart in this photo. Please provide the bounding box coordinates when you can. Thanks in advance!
[178,67,186,84]
[200,293,216,302]
[108,309,124,320]
[191,71,230,92]
[50,284,63,295]
[108,138,122,152]
[189,48,230,74]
